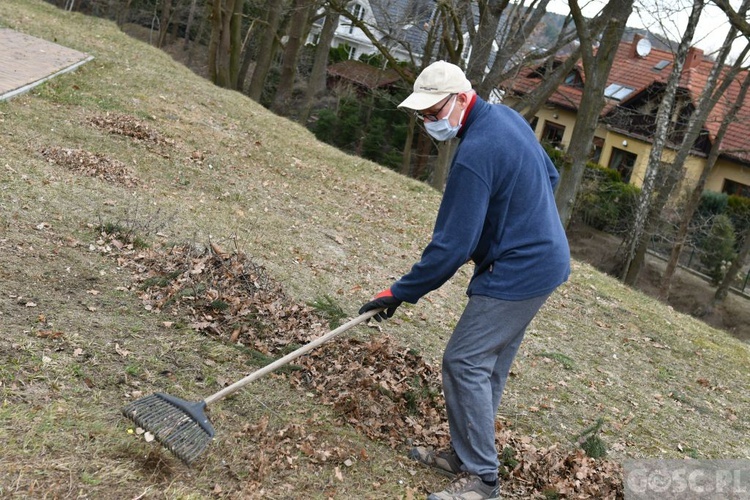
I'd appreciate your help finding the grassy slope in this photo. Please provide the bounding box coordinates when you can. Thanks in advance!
[0,1,748,498]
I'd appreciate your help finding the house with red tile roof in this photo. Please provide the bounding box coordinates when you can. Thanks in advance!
[501,34,750,198]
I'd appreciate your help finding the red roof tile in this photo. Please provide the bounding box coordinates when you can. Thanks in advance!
[504,37,750,164]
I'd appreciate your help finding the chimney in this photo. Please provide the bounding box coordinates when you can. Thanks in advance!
[631,33,645,58]
[685,46,704,70]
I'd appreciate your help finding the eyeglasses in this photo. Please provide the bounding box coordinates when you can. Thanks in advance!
[415,94,456,122]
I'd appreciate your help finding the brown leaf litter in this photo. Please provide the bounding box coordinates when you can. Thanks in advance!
[88,112,172,146]
[40,146,140,187]
[102,233,624,498]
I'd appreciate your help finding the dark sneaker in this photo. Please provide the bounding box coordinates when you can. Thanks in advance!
[426,474,500,500]
[409,446,463,477]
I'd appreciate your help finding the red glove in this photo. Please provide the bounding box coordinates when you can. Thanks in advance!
[359,288,402,322]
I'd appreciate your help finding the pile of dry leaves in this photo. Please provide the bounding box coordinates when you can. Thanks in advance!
[41,146,141,187]
[105,235,623,498]
[88,113,172,146]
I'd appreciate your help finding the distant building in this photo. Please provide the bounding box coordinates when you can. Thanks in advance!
[307,0,435,64]
[502,33,750,198]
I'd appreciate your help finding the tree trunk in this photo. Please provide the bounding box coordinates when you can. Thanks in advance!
[248,0,285,102]
[465,0,509,87]
[208,0,222,83]
[624,3,744,286]
[208,0,240,87]
[478,0,555,99]
[157,0,174,48]
[228,0,244,88]
[183,0,199,48]
[299,8,340,123]
[430,140,455,191]
[555,0,633,227]
[116,0,133,27]
[617,0,704,284]
[513,47,580,121]
[272,0,314,114]
[400,114,416,176]
[237,20,258,92]
[659,47,750,299]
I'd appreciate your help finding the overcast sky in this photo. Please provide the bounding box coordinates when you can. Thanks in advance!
[547,0,746,60]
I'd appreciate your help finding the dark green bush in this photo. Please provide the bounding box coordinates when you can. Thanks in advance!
[699,213,737,285]
[697,191,729,218]
[543,143,566,171]
[576,163,640,232]
[727,195,750,243]
[313,108,337,144]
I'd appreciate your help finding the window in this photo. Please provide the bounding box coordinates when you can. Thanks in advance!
[604,83,635,101]
[609,147,637,183]
[529,116,539,133]
[542,121,565,148]
[348,2,365,34]
[723,179,750,198]
[591,137,604,164]
[653,60,670,71]
[564,70,583,88]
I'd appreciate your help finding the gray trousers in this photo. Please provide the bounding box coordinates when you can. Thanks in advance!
[442,293,551,481]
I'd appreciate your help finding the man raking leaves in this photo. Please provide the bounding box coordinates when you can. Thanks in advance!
[359,60,570,500]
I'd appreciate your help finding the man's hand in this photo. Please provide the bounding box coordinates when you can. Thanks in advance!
[359,288,402,322]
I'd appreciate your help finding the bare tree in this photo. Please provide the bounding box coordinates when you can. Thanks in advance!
[616,0,705,284]
[504,13,580,120]
[247,0,287,101]
[475,0,575,99]
[182,0,200,48]
[659,43,750,299]
[713,0,750,35]
[554,0,634,227]
[465,0,511,86]
[208,0,246,89]
[272,0,316,113]
[299,5,340,123]
[157,0,177,48]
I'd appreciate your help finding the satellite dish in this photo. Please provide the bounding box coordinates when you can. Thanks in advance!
[636,37,652,58]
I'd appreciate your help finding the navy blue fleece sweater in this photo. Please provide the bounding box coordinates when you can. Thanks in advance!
[390,96,570,303]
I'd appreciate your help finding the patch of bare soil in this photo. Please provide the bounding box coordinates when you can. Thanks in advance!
[567,221,750,343]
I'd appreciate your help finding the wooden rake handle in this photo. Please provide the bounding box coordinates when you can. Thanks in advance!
[203,308,383,406]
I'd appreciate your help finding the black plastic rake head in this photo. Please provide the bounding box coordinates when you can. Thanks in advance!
[121,392,215,465]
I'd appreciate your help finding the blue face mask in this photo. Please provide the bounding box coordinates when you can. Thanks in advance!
[424,96,464,141]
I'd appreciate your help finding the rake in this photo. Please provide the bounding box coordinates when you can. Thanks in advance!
[121,309,381,465]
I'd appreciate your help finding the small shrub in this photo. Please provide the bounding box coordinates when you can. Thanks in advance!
[697,190,728,218]
[537,351,575,370]
[698,214,737,284]
[575,163,639,233]
[727,195,750,242]
[308,295,346,328]
[498,446,519,479]
[543,143,567,171]
[313,108,337,144]
[575,418,608,458]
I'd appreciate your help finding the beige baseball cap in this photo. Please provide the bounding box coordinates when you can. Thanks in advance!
[398,60,472,111]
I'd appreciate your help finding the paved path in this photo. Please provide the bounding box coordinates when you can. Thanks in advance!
[0,28,93,101]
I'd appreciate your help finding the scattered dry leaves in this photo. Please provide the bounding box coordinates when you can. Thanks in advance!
[103,235,623,498]
[40,146,140,187]
[88,112,172,145]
